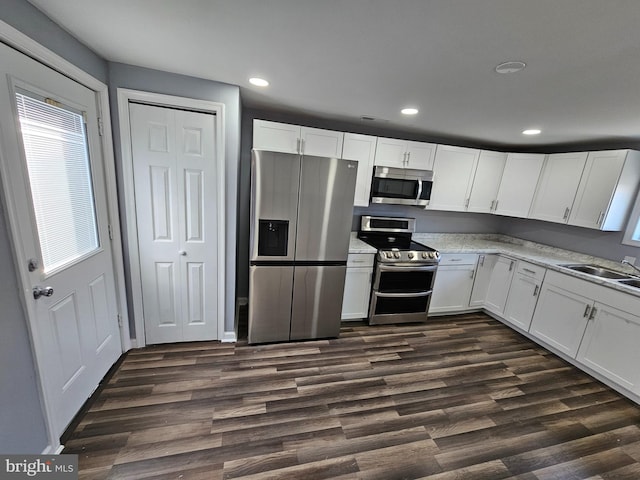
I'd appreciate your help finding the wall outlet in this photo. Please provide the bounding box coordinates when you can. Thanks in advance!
[623,256,637,265]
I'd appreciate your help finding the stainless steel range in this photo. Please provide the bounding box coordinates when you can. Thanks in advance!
[358,216,440,325]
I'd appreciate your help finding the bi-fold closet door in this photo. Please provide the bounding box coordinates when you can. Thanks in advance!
[130,103,218,344]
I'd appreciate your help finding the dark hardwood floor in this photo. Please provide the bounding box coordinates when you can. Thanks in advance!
[63,313,640,479]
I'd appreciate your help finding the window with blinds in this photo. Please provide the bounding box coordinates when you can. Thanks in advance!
[16,91,99,273]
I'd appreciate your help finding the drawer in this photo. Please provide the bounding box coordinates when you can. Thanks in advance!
[517,260,546,280]
[438,253,478,266]
[347,253,374,268]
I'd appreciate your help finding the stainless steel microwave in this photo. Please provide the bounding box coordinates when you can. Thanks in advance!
[370,166,433,206]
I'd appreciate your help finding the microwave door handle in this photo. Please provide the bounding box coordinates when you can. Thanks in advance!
[416,179,423,205]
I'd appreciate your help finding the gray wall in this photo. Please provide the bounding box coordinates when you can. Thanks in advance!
[0,0,109,454]
[108,63,241,335]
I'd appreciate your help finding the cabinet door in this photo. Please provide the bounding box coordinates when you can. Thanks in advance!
[467,151,507,213]
[342,133,376,207]
[568,150,627,229]
[529,282,590,358]
[429,265,476,313]
[300,127,344,158]
[253,119,300,153]
[494,153,545,218]
[484,256,515,315]
[341,267,372,320]
[577,303,640,393]
[374,137,407,168]
[406,140,437,170]
[429,145,480,212]
[529,152,588,224]
[503,273,541,331]
[469,254,498,307]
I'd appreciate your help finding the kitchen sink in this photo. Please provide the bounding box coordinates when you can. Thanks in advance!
[618,278,640,289]
[560,264,633,280]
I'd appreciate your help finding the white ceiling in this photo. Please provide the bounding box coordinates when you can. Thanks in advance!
[28,0,640,147]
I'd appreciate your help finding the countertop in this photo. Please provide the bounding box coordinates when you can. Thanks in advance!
[350,232,640,298]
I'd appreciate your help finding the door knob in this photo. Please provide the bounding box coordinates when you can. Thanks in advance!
[33,286,54,299]
[179,250,187,256]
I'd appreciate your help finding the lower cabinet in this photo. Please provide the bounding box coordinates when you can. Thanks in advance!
[576,301,640,394]
[429,254,477,314]
[484,255,516,316]
[469,254,498,307]
[503,261,545,331]
[341,253,374,320]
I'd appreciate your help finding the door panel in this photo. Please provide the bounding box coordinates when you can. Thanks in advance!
[295,155,357,261]
[291,265,346,340]
[130,104,218,344]
[0,42,122,438]
[248,266,293,344]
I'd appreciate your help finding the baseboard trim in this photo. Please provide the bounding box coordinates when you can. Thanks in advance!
[221,331,237,343]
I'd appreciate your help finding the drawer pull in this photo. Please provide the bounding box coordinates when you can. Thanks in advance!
[523,268,536,275]
[589,306,597,320]
[583,305,591,318]
[533,285,539,297]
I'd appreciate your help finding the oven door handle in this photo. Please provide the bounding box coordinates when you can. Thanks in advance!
[378,264,438,272]
[374,291,432,298]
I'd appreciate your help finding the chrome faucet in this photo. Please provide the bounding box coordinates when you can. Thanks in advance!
[621,259,640,276]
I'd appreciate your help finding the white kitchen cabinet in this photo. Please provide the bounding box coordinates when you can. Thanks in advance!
[467,151,507,214]
[529,152,588,224]
[484,255,516,316]
[429,145,480,212]
[374,137,436,170]
[469,254,498,307]
[429,254,477,314]
[493,153,545,218]
[529,271,595,357]
[341,253,374,320]
[253,120,344,157]
[577,301,640,394]
[503,261,546,331]
[341,133,376,207]
[568,150,640,231]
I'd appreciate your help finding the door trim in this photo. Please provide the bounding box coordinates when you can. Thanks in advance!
[117,88,226,347]
[0,19,129,453]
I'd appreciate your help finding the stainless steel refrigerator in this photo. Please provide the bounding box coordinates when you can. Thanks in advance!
[248,149,358,344]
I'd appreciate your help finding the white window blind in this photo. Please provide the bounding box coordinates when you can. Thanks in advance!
[16,91,99,273]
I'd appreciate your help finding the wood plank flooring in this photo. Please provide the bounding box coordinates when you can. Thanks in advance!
[63,313,640,479]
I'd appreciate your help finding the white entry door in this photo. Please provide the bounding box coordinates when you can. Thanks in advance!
[0,43,122,438]
[129,103,218,344]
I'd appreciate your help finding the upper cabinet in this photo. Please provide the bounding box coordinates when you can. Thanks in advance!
[429,145,480,211]
[341,133,377,207]
[374,137,436,170]
[253,120,344,157]
[493,153,545,218]
[567,150,640,231]
[529,152,588,224]
[467,151,507,214]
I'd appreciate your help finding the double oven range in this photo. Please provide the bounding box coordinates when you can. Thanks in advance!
[358,216,440,325]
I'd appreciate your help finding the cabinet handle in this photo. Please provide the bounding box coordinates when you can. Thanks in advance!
[597,211,604,226]
[479,255,485,267]
[509,260,514,271]
[523,268,536,275]
[563,207,570,220]
[589,306,597,320]
[494,200,499,211]
[533,285,539,297]
[583,304,591,318]
[296,138,301,154]
[490,200,495,211]
[470,269,475,279]
[465,198,470,208]
[406,151,411,165]
[450,258,462,262]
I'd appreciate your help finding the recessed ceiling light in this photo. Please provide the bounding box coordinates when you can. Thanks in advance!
[401,108,419,115]
[249,77,269,87]
[495,61,526,74]
[522,129,541,135]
